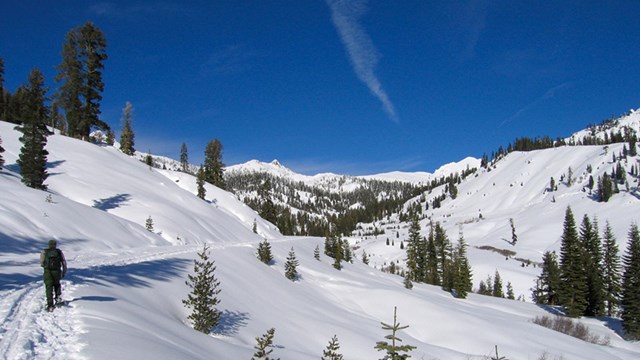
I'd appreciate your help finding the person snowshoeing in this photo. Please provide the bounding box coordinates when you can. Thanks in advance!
[40,239,67,312]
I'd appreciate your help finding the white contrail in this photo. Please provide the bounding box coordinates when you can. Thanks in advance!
[326,0,399,123]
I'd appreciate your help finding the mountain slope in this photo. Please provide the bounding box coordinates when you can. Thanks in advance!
[1,118,640,359]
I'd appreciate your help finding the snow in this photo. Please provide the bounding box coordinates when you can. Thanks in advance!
[1,119,640,359]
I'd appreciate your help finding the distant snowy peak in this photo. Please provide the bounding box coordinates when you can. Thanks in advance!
[227,157,482,186]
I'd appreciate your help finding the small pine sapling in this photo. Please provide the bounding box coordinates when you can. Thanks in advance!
[374,306,416,359]
[321,335,344,360]
[284,247,299,281]
[182,244,221,334]
[251,328,279,360]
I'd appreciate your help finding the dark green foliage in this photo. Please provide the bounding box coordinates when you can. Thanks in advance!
[145,215,154,232]
[257,239,274,265]
[597,174,613,202]
[180,142,189,172]
[451,231,473,298]
[284,247,299,281]
[622,224,640,339]
[251,328,279,360]
[342,240,352,263]
[434,223,453,291]
[492,270,504,298]
[105,128,114,145]
[314,244,321,261]
[602,221,621,316]
[182,245,221,334]
[204,139,225,189]
[16,68,51,190]
[404,214,420,281]
[509,218,518,245]
[0,135,5,169]
[506,282,515,300]
[118,102,135,155]
[144,151,153,167]
[533,251,561,305]
[361,250,369,265]
[257,178,277,225]
[374,306,416,359]
[321,335,344,360]
[580,215,604,317]
[558,207,587,317]
[55,22,108,139]
[196,166,206,200]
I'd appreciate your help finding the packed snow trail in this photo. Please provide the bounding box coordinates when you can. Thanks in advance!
[0,245,200,360]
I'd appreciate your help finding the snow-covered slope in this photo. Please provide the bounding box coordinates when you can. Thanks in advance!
[1,119,639,359]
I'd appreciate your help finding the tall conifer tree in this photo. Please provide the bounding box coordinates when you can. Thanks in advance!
[203,139,225,189]
[16,68,51,190]
[196,165,206,200]
[580,215,604,316]
[602,221,621,316]
[558,207,587,317]
[533,251,561,305]
[452,230,473,298]
[56,22,108,139]
[0,135,5,169]
[118,101,135,155]
[621,224,640,339]
[182,244,221,334]
[180,142,189,172]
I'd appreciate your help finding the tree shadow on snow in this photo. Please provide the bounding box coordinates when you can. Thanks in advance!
[535,304,566,316]
[213,310,251,336]
[0,233,88,255]
[92,193,132,211]
[600,316,626,338]
[68,257,192,289]
[69,295,117,303]
[0,273,42,291]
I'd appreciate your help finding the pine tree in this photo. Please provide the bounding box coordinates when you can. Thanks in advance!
[361,250,369,265]
[342,240,353,263]
[434,223,453,291]
[55,22,108,139]
[404,213,420,281]
[196,165,206,200]
[506,282,515,300]
[284,247,299,281]
[621,224,640,339]
[145,215,154,232]
[253,219,258,234]
[314,244,321,261]
[203,139,225,189]
[452,230,473,299]
[182,244,221,334]
[602,221,621,316]
[509,218,518,245]
[251,328,279,360]
[492,270,504,298]
[180,142,189,172]
[16,68,51,190]
[533,251,561,305]
[374,306,416,359]
[580,215,604,317]
[597,174,613,202]
[257,239,274,265]
[321,335,344,360]
[0,135,5,169]
[558,206,587,317]
[118,101,135,155]
[424,225,439,285]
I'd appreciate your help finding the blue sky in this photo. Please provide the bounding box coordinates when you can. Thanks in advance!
[2,1,639,175]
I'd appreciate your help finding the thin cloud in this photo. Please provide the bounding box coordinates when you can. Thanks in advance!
[500,82,572,127]
[326,0,399,123]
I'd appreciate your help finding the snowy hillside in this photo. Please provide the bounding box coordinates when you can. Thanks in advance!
[1,119,640,359]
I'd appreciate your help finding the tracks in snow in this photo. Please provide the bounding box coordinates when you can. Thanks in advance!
[0,245,204,359]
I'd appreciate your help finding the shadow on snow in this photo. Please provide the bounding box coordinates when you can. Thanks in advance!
[214,310,251,336]
[92,193,132,211]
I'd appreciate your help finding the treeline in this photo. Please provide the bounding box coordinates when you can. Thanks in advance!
[533,206,640,340]
[225,171,427,237]
[480,114,638,169]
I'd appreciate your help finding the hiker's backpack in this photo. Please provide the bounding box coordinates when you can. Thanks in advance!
[43,248,62,271]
